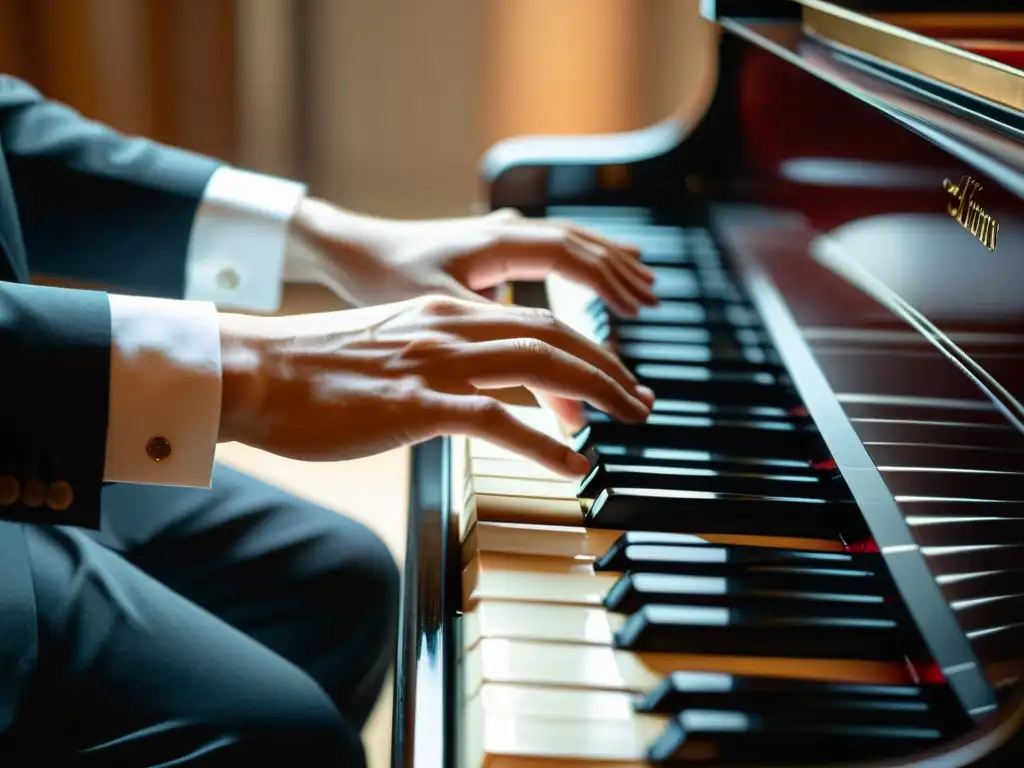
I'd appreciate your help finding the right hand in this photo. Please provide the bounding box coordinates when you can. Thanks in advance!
[217,295,654,477]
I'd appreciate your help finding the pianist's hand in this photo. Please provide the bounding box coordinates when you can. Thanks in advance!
[217,295,653,476]
[285,199,659,317]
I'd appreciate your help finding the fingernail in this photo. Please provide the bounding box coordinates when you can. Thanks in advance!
[635,385,655,405]
[565,450,591,476]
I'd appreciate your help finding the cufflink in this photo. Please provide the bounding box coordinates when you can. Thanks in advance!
[46,480,74,511]
[0,475,19,506]
[146,435,173,462]
[217,268,241,290]
[21,478,46,508]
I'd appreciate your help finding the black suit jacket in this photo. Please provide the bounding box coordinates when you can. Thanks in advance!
[0,75,222,529]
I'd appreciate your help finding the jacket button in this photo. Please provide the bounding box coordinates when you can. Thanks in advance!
[21,478,46,508]
[146,435,172,462]
[47,480,74,511]
[0,476,19,506]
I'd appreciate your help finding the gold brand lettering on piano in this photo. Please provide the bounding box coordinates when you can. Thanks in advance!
[943,175,999,251]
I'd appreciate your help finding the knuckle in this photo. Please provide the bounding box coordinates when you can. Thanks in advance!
[531,307,558,327]
[421,294,463,317]
[474,397,507,424]
[512,337,553,360]
[491,207,521,222]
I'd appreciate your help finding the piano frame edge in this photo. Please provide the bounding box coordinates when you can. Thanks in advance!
[392,436,458,768]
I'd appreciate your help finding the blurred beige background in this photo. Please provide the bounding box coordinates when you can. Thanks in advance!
[0,1,714,764]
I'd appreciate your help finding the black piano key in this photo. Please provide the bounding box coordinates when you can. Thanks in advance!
[594,536,875,576]
[647,399,806,423]
[585,487,854,540]
[584,444,818,473]
[648,709,941,764]
[640,249,721,266]
[604,323,772,347]
[580,463,830,502]
[603,571,889,617]
[602,324,714,345]
[617,341,778,371]
[636,369,794,407]
[637,672,933,727]
[636,362,779,384]
[615,604,905,660]
[643,268,744,301]
[573,420,818,462]
[649,398,800,422]
[590,299,761,328]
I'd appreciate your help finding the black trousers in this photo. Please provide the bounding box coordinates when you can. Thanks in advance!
[0,463,400,766]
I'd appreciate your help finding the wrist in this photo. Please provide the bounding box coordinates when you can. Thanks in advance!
[284,197,380,287]
[217,312,269,444]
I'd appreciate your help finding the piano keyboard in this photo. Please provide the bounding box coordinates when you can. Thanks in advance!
[451,220,965,766]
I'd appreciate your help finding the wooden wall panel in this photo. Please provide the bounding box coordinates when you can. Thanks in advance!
[0,0,238,161]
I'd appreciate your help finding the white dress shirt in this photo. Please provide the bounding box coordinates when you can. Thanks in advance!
[104,167,307,487]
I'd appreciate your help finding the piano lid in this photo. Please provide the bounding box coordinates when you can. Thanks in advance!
[782,1,1024,112]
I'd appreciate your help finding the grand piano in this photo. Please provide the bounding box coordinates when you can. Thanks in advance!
[392,2,1024,765]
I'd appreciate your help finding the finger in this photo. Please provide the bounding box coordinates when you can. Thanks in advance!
[606,250,659,306]
[566,224,655,287]
[432,338,652,424]
[497,230,645,317]
[540,217,643,260]
[456,226,653,316]
[429,392,591,477]
[537,232,655,315]
[569,238,645,318]
[610,245,656,284]
[431,303,651,406]
[537,392,587,431]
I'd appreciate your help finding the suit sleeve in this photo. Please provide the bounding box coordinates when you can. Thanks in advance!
[0,75,218,297]
[0,77,309,528]
[0,281,111,528]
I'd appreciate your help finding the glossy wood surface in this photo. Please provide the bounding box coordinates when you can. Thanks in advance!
[398,8,1024,767]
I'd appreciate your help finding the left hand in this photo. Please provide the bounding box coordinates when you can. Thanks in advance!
[286,199,659,317]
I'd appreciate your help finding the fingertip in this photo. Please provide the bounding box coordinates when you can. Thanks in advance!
[635,384,655,407]
[564,449,591,476]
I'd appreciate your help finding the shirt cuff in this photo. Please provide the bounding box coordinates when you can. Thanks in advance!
[104,294,222,487]
[185,166,307,313]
